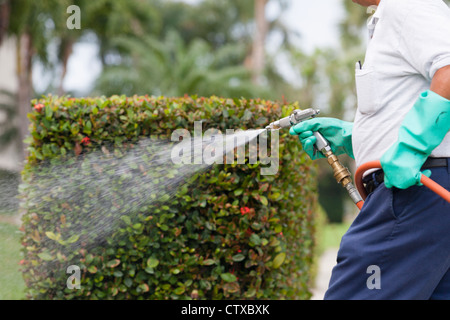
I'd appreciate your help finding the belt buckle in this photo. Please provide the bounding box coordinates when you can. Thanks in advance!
[363,170,383,195]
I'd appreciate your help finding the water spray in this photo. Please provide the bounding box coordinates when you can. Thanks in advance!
[266,108,364,209]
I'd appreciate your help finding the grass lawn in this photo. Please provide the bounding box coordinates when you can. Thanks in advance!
[0,222,26,300]
[314,204,352,254]
[318,222,351,252]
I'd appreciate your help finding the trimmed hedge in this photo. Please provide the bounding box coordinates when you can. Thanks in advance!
[20,95,318,300]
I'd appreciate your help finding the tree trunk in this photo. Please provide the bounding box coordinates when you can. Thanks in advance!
[58,38,74,96]
[17,32,33,161]
[0,0,10,45]
[250,0,268,85]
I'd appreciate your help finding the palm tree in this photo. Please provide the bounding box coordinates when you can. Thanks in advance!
[156,0,295,89]
[94,31,267,99]
[250,0,268,85]
[0,0,161,160]
[247,0,296,87]
[2,0,71,159]
[82,0,161,67]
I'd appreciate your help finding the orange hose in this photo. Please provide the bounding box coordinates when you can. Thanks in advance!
[356,201,364,210]
[420,174,450,203]
[355,160,450,206]
[355,161,382,201]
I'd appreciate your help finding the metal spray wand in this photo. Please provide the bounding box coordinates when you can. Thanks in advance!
[266,108,363,208]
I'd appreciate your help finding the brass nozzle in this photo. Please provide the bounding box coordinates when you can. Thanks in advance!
[322,150,363,205]
[323,150,352,188]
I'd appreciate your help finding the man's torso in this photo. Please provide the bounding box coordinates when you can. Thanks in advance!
[352,0,450,168]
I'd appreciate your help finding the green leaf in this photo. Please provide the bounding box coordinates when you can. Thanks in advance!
[269,192,282,201]
[45,105,53,120]
[251,222,263,230]
[107,259,121,268]
[34,149,44,160]
[173,286,185,295]
[158,224,169,231]
[269,238,280,247]
[88,265,98,274]
[159,194,170,202]
[273,252,286,269]
[83,120,92,134]
[37,252,53,261]
[45,232,58,241]
[114,271,123,277]
[249,233,261,246]
[171,268,181,274]
[124,277,133,287]
[274,224,283,233]
[144,267,154,274]
[85,254,94,264]
[242,109,253,121]
[220,273,237,283]
[259,195,268,206]
[147,257,159,269]
[232,254,245,262]
[121,215,131,225]
[132,223,142,229]
[138,283,150,292]
[244,288,256,298]
[66,234,79,244]
[202,259,216,266]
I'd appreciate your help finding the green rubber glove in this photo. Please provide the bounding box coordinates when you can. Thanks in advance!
[381,90,450,189]
[289,118,354,160]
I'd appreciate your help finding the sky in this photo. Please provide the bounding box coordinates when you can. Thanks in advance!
[282,0,344,52]
[42,0,345,95]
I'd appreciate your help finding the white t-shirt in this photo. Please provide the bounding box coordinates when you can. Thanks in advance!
[352,0,450,169]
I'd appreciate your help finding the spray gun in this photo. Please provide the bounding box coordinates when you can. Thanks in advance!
[266,108,364,208]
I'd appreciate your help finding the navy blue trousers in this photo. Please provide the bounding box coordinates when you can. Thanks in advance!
[324,161,450,300]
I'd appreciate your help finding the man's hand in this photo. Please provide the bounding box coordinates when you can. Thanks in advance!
[289,118,354,160]
[381,88,450,189]
[382,66,450,189]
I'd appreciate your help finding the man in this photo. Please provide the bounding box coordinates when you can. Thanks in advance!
[290,0,450,299]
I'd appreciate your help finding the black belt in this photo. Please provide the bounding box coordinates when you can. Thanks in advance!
[363,158,449,195]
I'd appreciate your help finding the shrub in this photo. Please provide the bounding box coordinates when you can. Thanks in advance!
[19,95,318,300]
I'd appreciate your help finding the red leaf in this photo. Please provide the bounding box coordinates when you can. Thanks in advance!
[240,207,251,215]
[34,103,44,112]
[74,142,82,156]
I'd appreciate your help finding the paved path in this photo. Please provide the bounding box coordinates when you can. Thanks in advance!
[0,214,21,226]
[311,248,339,300]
